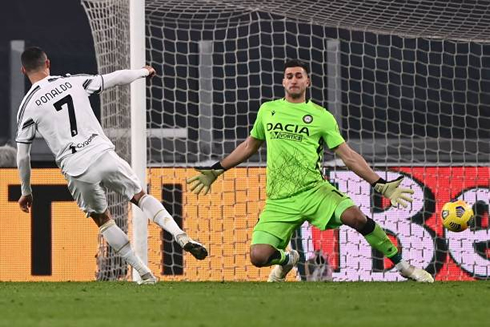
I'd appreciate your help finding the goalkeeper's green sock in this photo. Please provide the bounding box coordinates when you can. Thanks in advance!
[268,249,289,266]
[360,218,402,264]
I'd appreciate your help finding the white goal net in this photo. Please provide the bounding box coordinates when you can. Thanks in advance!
[82,0,490,281]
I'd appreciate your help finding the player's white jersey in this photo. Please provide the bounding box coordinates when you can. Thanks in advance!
[16,74,115,176]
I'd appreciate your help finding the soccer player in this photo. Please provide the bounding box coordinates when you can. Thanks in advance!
[16,47,208,284]
[187,59,433,283]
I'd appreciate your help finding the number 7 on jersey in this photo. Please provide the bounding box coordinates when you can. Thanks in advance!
[53,95,78,137]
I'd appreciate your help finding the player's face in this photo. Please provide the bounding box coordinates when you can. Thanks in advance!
[283,67,310,100]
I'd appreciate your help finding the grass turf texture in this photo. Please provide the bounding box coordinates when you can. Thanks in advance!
[0,281,488,327]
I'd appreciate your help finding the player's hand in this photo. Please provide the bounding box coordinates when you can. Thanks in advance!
[373,176,414,208]
[186,165,225,195]
[18,194,33,213]
[144,65,156,78]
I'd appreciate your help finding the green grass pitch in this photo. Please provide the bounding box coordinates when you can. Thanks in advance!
[0,281,488,327]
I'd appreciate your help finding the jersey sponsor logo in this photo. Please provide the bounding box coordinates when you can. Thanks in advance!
[267,122,310,142]
[68,133,99,153]
[270,131,303,141]
[34,82,73,106]
[266,122,310,136]
[303,114,313,124]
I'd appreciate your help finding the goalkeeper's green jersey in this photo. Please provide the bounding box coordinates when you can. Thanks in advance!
[250,99,345,199]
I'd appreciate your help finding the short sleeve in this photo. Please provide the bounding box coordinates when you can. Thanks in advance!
[74,75,104,95]
[322,112,345,149]
[16,110,36,144]
[250,105,266,140]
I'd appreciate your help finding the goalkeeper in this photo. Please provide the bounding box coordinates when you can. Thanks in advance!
[187,59,433,283]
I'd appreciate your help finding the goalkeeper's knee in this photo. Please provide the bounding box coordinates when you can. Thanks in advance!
[250,245,284,267]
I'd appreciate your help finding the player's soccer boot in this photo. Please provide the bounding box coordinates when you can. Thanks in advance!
[396,262,434,283]
[267,250,300,282]
[137,272,158,285]
[176,233,208,260]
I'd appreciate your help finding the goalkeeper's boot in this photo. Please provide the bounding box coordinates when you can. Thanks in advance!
[176,233,208,260]
[267,250,300,282]
[138,272,158,285]
[396,261,434,283]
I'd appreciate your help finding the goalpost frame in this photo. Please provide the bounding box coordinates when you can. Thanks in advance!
[129,0,148,282]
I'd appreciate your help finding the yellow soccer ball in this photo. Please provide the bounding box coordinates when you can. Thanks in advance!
[441,200,474,232]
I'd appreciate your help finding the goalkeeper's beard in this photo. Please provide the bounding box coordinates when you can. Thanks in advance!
[286,90,304,99]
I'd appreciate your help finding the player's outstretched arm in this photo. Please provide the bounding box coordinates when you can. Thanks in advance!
[101,66,156,90]
[16,143,33,213]
[187,136,264,195]
[334,142,413,207]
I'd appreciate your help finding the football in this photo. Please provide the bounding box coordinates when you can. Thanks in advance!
[441,200,474,232]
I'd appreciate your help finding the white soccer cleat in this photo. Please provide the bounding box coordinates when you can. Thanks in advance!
[176,233,208,260]
[267,250,300,282]
[137,272,158,285]
[396,262,434,283]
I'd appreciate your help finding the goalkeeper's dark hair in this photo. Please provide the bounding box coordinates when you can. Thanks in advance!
[284,59,309,75]
[21,47,47,73]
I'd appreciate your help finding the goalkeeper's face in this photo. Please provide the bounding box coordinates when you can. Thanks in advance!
[283,67,310,100]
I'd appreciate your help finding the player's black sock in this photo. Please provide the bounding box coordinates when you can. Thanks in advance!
[359,217,376,235]
[267,249,288,266]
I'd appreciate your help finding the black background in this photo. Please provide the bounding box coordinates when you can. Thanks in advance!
[0,0,97,146]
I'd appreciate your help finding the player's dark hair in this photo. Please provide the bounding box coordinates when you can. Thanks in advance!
[284,59,309,75]
[21,47,47,73]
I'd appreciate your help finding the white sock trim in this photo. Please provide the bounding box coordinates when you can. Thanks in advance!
[99,219,116,233]
[100,221,130,253]
[137,194,148,207]
[115,241,131,255]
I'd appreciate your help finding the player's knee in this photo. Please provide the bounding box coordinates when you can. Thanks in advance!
[250,247,271,267]
[250,254,268,267]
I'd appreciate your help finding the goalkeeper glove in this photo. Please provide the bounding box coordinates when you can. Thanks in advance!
[372,176,414,208]
[186,162,225,195]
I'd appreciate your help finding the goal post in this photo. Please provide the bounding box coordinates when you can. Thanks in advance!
[129,0,148,283]
[82,0,490,281]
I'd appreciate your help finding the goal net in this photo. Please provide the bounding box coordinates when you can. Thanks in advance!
[82,0,490,281]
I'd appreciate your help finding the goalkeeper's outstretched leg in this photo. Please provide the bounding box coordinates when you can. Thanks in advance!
[341,206,434,283]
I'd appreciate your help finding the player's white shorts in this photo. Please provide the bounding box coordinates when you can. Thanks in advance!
[65,150,142,216]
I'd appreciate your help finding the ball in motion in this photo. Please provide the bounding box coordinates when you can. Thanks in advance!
[441,200,474,232]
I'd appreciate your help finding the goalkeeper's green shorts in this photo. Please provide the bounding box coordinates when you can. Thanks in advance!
[251,181,355,250]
